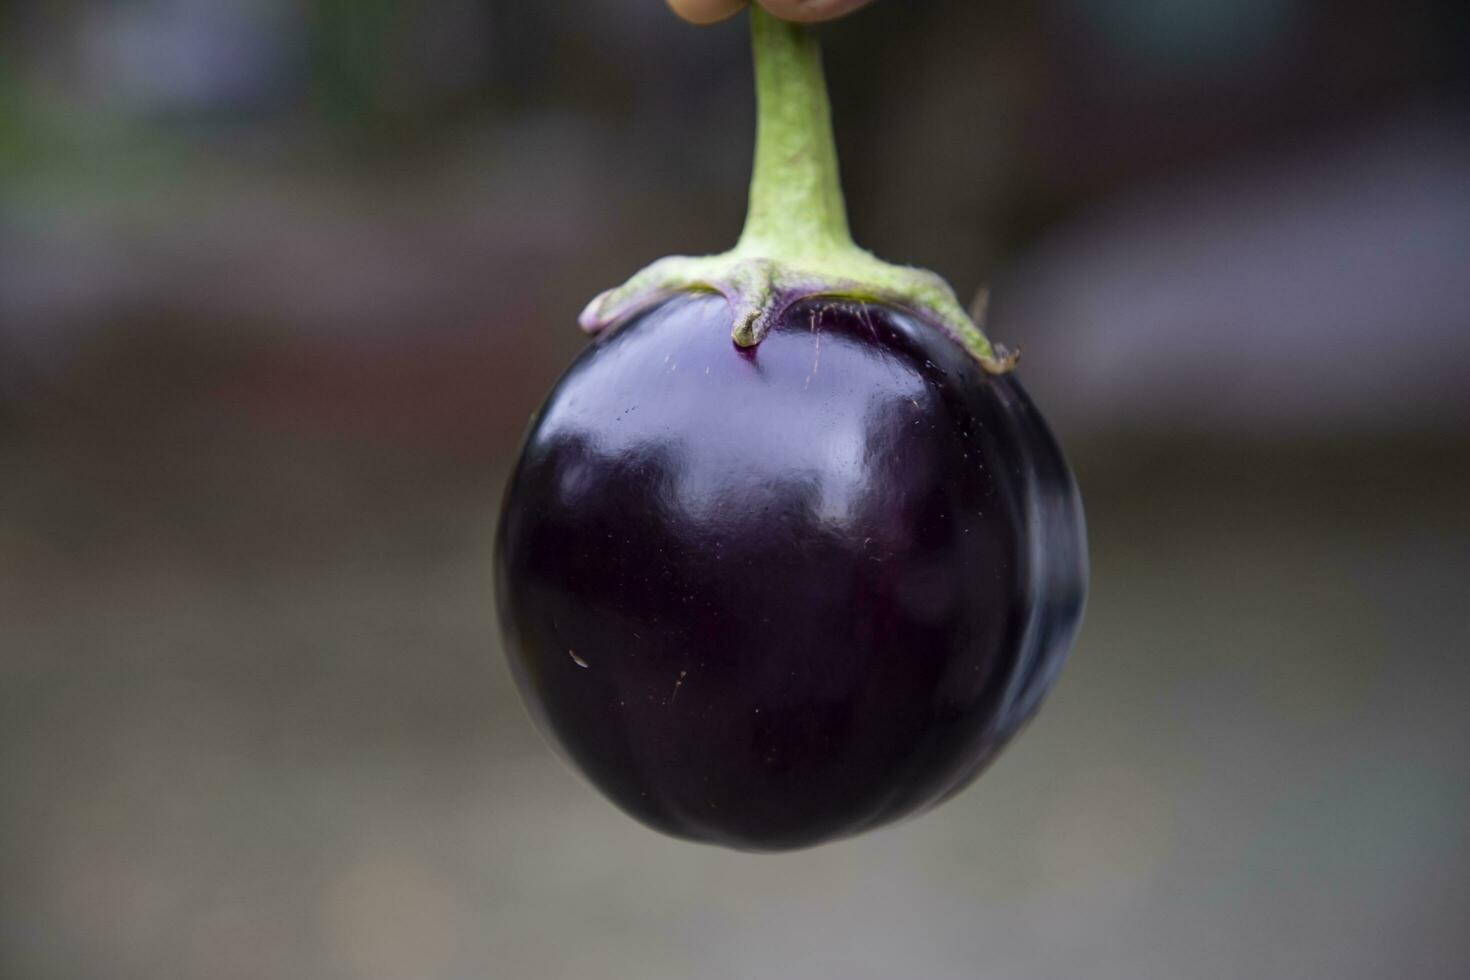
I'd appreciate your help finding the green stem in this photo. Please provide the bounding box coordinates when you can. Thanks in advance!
[578,5,1012,371]
[736,7,857,261]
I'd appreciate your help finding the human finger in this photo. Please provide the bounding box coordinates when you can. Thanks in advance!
[667,0,748,25]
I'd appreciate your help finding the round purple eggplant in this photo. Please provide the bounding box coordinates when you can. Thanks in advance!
[495,7,1087,849]
[495,294,1086,850]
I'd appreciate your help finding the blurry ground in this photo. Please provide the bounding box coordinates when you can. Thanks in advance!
[2,379,1467,979]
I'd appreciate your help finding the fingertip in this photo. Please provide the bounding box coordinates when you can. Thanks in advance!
[667,0,749,26]
[755,0,875,23]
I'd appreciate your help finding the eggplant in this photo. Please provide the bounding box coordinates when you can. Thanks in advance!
[495,8,1087,850]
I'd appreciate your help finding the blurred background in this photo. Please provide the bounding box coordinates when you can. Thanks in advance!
[2,1,1467,977]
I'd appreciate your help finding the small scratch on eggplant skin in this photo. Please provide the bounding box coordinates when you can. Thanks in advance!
[569,649,590,669]
[804,310,823,390]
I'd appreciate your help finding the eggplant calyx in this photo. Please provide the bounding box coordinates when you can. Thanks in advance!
[579,251,1017,374]
[580,6,1016,375]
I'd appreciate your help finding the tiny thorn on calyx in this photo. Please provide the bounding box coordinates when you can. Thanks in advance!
[969,288,991,327]
[579,7,1015,375]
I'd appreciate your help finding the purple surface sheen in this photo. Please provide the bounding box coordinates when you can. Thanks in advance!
[495,294,1087,851]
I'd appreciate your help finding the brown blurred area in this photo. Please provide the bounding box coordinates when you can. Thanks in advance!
[2,2,1468,978]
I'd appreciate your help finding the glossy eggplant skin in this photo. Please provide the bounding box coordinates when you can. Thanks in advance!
[495,294,1087,851]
